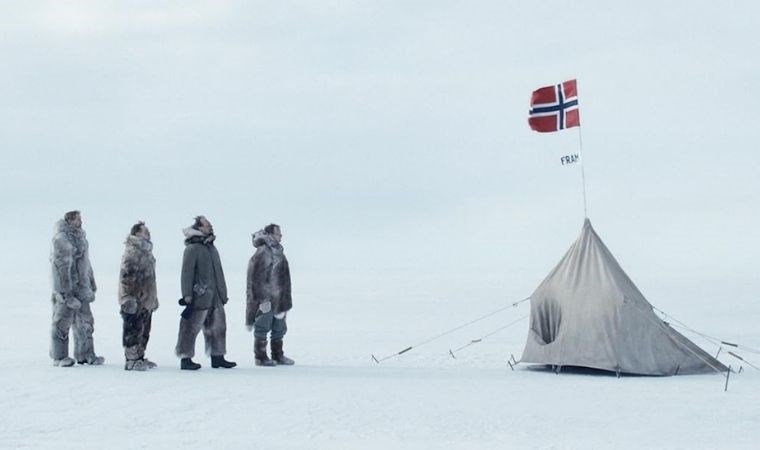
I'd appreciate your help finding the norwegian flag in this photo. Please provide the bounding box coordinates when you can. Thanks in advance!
[528,79,580,133]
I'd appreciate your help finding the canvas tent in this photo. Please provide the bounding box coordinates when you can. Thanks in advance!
[521,219,726,375]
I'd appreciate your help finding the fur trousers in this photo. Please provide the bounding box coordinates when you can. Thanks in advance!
[122,309,152,361]
[50,296,97,361]
[175,304,227,358]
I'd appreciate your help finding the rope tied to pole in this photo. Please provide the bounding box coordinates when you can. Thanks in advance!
[449,314,529,358]
[371,296,531,364]
[654,306,760,362]
[726,351,760,372]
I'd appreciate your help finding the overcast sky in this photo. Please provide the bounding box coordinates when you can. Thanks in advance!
[2,1,758,315]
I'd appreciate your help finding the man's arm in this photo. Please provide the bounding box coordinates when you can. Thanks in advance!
[245,257,257,329]
[180,246,197,302]
[214,249,228,303]
[246,258,255,305]
[119,257,139,313]
[251,250,271,304]
[52,235,74,296]
[89,265,97,293]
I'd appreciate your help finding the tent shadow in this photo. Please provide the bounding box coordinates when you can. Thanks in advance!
[522,364,650,378]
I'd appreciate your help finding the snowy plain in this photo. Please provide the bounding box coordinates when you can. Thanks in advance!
[2,260,759,450]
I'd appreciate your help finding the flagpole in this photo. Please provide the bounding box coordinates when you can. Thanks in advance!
[578,125,588,218]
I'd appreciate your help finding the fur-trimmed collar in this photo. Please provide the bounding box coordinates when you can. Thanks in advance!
[125,234,153,253]
[55,219,86,248]
[252,230,283,252]
[183,227,216,245]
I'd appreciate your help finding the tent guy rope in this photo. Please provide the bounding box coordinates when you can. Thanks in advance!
[372,296,531,364]
[448,315,529,359]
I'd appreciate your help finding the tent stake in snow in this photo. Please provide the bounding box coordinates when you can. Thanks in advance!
[507,354,519,371]
[448,315,529,359]
[372,346,412,364]
[725,365,732,392]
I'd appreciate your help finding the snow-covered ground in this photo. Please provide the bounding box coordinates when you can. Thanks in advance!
[2,274,758,450]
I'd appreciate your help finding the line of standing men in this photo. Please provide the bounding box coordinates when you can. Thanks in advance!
[49,211,295,371]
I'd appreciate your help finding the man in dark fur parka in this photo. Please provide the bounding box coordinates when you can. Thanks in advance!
[49,210,104,367]
[175,216,236,370]
[246,223,294,366]
[118,221,159,371]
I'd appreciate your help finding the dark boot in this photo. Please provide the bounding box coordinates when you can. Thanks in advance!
[271,339,295,366]
[180,358,201,370]
[254,339,275,367]
[211,355,237,369]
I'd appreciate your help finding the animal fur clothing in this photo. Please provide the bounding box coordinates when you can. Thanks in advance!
[119,235,159,312]
[246,230,292,330]
[180,228,228,310]
[175,305,228,358]
[175,226,229,358]
[123,308,152,361]
[119,234,158,361]
[51,219,96,303]
[49,219,99,362]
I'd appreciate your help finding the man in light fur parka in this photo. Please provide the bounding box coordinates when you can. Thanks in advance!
[118,221,159,371]
[246,223,294,366]
[49,210,104,367]
[175,216,236,370]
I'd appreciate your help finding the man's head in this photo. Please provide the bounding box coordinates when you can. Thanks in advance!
[192,215,213,236]
[264,223,282,243]
[130,221,151,240]
[64,210,82,229]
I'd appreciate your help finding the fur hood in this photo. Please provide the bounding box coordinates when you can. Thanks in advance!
[183,227,216,246]
[252,230,282,251]
[54,219,87,248]
[124,234,153,253]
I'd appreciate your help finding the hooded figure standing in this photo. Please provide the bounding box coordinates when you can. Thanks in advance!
[118,221,159,371]
[49,210,104,367]
[246,223,294,366]
[175,216,236,370]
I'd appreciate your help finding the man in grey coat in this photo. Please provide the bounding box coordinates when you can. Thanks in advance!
[49,210,104,367]
[119,221,159,371]
[246,223,294,366]
[175,216,236,370]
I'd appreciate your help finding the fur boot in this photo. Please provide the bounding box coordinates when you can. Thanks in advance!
[77,355,105,365]
[125,359,149,371]
[53,357,75,367]
[142,358,157,369]
[254,339,275,367]
[271,339,294,365]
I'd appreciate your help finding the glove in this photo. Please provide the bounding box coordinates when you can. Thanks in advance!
[181,305,194,320]
[121,297,138,314]
[66,296,82,310]
[274,311,286,320]
[259,301,272,314]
